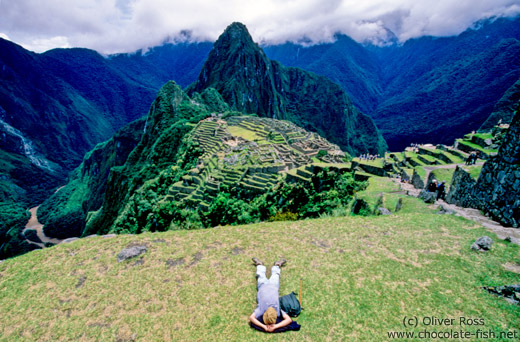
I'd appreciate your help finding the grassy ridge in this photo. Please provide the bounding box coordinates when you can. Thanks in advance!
[0,196,519,341]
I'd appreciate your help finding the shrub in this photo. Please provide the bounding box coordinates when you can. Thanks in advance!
[43,208,86,239]
[269,211,299,222]
[317,150,328,158]
[351,198,371,216]
[23,229,42,244]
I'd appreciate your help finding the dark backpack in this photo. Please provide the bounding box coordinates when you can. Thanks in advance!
[279,292,302,317]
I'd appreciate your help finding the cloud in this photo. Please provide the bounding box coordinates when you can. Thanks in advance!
[21,36,71,53]
[0,0,519,54]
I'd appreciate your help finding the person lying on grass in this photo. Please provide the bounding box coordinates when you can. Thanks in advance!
[249,257,292,333]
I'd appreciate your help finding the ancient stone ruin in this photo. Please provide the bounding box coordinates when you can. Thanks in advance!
[166,116,349,211]
[446,109,520,227]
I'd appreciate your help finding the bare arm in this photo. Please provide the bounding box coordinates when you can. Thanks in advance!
[249,312,268,332]
[271,312,292,331]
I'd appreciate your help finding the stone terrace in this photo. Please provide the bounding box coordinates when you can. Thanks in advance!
[167,116,349,209]
[350,125,506,197]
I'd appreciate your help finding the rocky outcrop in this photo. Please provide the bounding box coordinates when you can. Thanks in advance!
[475,109,520,227]
[483,285,520,305]
[446,105,520,227]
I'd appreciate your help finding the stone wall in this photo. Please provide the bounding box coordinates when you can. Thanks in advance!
[445,166,478,207]
[411,169,425,189]
[474,108,520,227]
[446,106,520,227]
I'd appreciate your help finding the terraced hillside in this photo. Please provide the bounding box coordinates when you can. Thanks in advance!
[349,123,509,193]
[167,115,349,212]
[8,80,365,254]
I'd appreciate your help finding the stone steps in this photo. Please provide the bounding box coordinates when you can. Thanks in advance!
[417,154,440,165]
[170,181,196,194]
[242,177,267,188]
[198,201,210,212]
[417,147,457,164]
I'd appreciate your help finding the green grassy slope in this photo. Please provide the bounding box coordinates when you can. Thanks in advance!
[0,197,518,341]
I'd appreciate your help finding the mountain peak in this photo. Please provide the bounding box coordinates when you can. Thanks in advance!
[213,21,259,54]
[223,22,251,39]
[187,22,276,115]
[187,22,387,155]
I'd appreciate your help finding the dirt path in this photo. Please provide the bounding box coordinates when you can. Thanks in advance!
[396,179,520,245]
[23,207,63,247]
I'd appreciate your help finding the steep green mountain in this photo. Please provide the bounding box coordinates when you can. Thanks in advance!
[0,39,157,207]
[2,17,519,213]
[0,39,211,251]
[0,24,374,258]
[36,118,146,239]
[480,77,520,131]
[267,17,520,151]
[83,81,361,237]
[107,42,212,90]
[3,18,520,259]
[187,23,387,156]
[264,34,384,114]
[0,117,145,259]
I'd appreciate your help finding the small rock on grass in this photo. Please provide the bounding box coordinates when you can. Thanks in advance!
[418,190,436,204]
[377,207,392,215]
[471,236,493,252]
[117,245,147,262]
[437,204,455,215]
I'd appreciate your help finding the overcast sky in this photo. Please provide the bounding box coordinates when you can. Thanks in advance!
[0,0,519,54]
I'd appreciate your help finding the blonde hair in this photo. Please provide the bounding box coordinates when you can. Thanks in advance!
[263,307,277,325]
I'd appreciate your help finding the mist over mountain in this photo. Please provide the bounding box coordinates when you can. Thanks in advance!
[112,16,520,151]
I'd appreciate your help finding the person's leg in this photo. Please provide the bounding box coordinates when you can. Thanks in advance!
[256,265,268,288]
[267,265,281,289]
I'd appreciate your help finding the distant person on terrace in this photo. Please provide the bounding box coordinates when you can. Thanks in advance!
[437,181,446,201]
[249,257,292,333]
[428,179,437,193]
